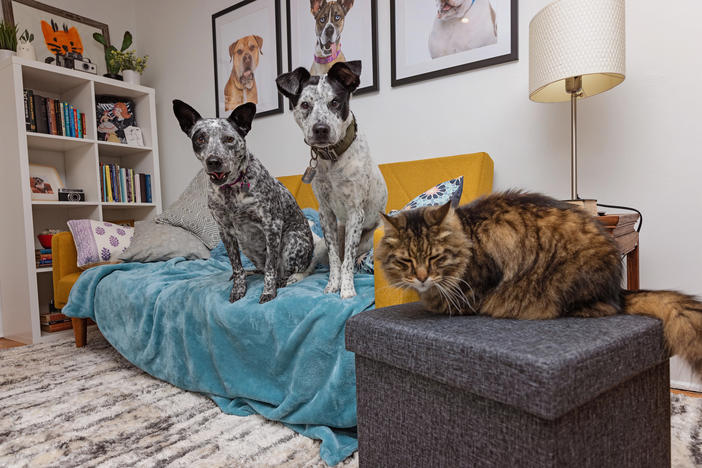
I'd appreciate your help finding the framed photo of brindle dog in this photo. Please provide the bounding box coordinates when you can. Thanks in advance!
[390,0,518,87]
[212,0,283,118]
[287,0,378,95]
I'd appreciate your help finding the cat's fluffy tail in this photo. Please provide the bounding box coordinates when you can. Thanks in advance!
[623,290,702,373]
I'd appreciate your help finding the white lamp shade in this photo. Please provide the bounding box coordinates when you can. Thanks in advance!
[529,0,626,102]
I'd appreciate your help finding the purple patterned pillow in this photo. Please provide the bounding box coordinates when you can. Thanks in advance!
[67,219,135,268]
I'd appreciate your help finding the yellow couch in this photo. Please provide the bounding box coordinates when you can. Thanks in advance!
[53,152,493,325]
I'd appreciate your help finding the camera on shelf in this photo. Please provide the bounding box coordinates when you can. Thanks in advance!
[73,58,97,75]
[58,188,85,202]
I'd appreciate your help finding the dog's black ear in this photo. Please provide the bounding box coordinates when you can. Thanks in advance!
[173,100,202,136]
[328,60,361,92]
[228,102,257,137]
[276,67,311,104]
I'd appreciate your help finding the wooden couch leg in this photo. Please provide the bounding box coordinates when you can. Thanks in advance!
[72,318,87,347]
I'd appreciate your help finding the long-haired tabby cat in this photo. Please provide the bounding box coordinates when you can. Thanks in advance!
[377,191,702,373]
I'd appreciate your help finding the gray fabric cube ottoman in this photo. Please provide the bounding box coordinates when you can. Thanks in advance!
[345,302,671,468]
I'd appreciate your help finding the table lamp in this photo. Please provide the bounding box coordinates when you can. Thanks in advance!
[529,0,625,213]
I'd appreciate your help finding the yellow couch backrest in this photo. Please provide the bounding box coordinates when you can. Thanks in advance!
[278,152,494,210]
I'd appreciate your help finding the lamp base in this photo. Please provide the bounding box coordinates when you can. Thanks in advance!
[564,199,598,216]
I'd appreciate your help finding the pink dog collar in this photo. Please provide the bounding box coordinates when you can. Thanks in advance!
[314,43,341,65]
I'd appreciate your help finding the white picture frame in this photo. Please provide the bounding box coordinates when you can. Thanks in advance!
[28,163,64,201]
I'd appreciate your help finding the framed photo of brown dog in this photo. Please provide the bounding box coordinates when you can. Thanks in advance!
[287,0,378,95]
[212,0,283,117]
[390,0,518,87]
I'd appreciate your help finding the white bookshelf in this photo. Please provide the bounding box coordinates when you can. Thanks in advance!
[0,56,162,344]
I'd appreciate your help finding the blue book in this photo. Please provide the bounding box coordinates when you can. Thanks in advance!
[69,104,75,138]
[62,103,68,137]
[145,174,152,203]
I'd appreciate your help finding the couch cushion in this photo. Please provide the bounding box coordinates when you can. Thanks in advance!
[67,219,135,268]
[346,302,667,420]
[155,170,220,249]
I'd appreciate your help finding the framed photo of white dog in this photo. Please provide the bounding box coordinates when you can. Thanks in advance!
[212,0,284,117]
[391,0,517,87]
[286,0,378,94]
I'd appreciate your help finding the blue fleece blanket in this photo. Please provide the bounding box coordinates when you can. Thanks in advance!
[63,243,374,465]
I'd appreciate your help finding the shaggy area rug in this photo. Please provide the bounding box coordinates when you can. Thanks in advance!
[0,329,700,467]
[0,330,357,467]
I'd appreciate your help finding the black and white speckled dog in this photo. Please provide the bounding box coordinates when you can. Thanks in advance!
[276,61,388,299]
[173,100,315,304]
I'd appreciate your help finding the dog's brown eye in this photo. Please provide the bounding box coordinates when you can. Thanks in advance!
[223,136,235,144]
[300,102,311,110]
[249,45,255,51]
[329,99,339,108]
[196,135,206,144]
[237,49,243,55]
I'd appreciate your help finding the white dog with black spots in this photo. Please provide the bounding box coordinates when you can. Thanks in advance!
[277,61,388,299]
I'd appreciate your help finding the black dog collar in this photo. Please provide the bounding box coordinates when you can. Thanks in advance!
[310,116,357,162]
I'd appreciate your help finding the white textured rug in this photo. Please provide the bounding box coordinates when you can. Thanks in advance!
[1,330,700,467]
[0,329,357,467]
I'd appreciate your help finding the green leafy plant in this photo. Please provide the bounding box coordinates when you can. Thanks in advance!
[93,30,132,75]
[112,50,149,74]
[19,29,34,43]
[0,21,19,51]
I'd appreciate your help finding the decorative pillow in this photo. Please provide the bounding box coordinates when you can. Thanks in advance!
[118,221,210,263]
[357,176,464,274]
[154,170,220,249]
[67,219,135,269]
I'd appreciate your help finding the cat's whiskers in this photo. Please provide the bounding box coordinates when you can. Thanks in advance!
[443,276,476,305]
[433,282,461,316]
[439,277,475,313]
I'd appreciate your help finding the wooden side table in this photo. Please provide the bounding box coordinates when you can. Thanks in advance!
[596,213,640,290]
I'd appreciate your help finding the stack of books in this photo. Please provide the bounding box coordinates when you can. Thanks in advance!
[35,248,52,267]
[23,89,87,138]
[40,300,72,333]
[100,164,152,203]
[40,312,72,332]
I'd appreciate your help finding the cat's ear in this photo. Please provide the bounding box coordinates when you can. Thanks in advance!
[425,202,452,226]
[380,212,405,232]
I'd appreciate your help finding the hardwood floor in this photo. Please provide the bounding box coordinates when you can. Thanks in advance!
[671,388,702,399]
[0,338,25,349]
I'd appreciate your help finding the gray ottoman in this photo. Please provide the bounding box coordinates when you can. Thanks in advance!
[345,302,670,468]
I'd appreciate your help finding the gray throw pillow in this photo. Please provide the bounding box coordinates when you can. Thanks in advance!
[154,170,220,248]
[119,220,210,262]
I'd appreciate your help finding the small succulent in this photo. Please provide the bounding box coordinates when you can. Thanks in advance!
[0,21,19,51]
[94,30,132,75]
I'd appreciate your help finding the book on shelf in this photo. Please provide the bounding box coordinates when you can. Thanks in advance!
[41,321,72,332]
[100,163,152,203]
[40,312,69,324]
[23,88,86,139]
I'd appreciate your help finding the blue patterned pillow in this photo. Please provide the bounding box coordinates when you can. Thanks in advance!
[357,176,464,274]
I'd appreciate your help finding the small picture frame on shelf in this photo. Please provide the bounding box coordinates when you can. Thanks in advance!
[29,163,64,201]
[124,126,144,146]
[96,95,137,144]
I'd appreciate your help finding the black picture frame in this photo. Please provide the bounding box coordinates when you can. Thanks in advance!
[390,0,518,87]
[286,0,378,95]
[212,0,284,118]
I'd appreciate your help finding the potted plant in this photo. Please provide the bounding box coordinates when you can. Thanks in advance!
[17,29,35,60]
[113,50,148,85]
[0,21,19,61]
[93,30,132,80]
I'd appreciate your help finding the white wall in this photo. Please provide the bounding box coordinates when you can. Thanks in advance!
[0,0,137,338]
